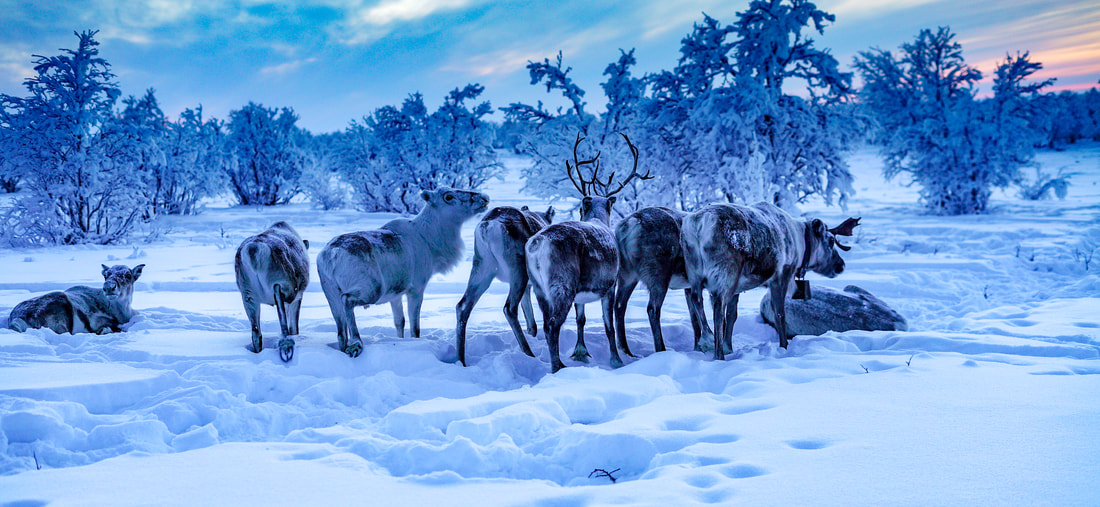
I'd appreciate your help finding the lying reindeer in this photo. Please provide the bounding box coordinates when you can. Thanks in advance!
[318,187,489,358]
[680,202,859,358]
[235,221,310,362]
[526,133,651,373]
[456,204,555,366]
[614,206,712,355]
[7,264,145,334]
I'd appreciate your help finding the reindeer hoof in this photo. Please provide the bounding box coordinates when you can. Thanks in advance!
[551,362,566,374]
[278,338,295,362]
[571,348,591,363]
[345,340,363,358]
[610,356,624,369]
[250,339,263,353]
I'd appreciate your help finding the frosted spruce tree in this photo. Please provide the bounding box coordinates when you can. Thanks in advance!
[157,105,229,214]
[337,85,501,213]
[856,28,1053,214]
[0,30,147,245]
[225,102,306,206]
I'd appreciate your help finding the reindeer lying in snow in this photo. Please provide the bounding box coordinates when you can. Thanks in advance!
[526,133,652,373]
[680,202,859,358]
[318,187,489,358]
[456,204,555,366]
[8,264,145,334]
[235,221,310,362]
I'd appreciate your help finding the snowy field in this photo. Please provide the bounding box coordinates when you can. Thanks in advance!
[1,145,1099,506]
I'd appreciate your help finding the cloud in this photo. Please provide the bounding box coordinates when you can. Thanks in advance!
[0,44,35,89]
[260,57,320,76]
[825,0,945,19]
[338,0,481,44]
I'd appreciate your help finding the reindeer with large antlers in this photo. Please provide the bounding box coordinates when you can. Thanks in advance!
[525,132,652,373]
[681,201,860,358]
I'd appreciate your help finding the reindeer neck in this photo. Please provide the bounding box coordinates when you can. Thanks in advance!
[411,205,465,269]
[108,289,135,321]
[797,222,814,279]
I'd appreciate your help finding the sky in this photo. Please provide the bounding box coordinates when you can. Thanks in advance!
[1,0,1097,134]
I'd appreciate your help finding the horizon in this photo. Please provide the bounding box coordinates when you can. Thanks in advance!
[2,0,1097,134]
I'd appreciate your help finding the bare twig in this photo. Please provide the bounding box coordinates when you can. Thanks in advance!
[860,364,869,373]
[589,468,621,483]
[34,452,41,470]
[906,354,914,367]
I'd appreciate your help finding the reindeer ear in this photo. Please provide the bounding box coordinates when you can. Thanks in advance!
[520,205,529,211]
[546,206,555,221]
[303,240,310,250]
[132,264,145,280]
[811,218,826,235]
[102,264,110,278]
[606,196,617,211]
[420,190,434,202]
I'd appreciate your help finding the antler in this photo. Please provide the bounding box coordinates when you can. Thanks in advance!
[828,217,861,236]
[565,132,602,196]
[599,133,653,197]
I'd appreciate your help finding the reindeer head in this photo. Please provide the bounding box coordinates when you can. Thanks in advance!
[421,187,490,218]
[101,264,144,298]
[522,205,556,226]
[803,217,860,278]
[566,132,652,226]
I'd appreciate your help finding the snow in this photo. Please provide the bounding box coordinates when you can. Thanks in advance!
[2,146,1099,505]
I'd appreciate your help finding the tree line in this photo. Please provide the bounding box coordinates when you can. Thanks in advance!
[1,1,1097,246]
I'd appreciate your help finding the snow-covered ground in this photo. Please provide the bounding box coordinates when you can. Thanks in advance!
[1,145,1098,506]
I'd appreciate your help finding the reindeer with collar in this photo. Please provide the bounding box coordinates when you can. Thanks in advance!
[680,202,859,358]
[525,133,652,373]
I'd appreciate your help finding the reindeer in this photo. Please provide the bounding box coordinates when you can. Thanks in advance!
[234,221,310,362]
[680,202,859,359]
[614,206,712,355]
[318,187,489,358]
[526,133,652,373]
[455,204,555,366]
[8,264,145,335]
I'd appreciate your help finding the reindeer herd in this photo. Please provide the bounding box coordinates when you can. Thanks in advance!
[6,133,860,374]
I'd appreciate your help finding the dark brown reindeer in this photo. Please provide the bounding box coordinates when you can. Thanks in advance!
[614,206,713,355]
[525,133,652,373]
[8,264,144,335]
[455,204,555,366]
[680,202,859,359]
[234,221,310,362]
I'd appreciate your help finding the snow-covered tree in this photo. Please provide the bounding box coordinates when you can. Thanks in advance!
[104,89,168,219]
[337,85,502,213]
[0,121,19,193]
[157,105,229,214]
[299,132,348,210]
[0,30,146,245]
[224,102,306,206]
[856,28,1051,214]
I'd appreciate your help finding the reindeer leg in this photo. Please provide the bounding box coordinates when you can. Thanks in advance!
[602,291,623,368]
[390,299,405,338]
[504,273,536,357]
[456,257,496,366]
[342,295,363,358]
[541,295,569,373]
[407,290,424,338]
[769,279,791,349]
[241,290,263,353]
[287,295,303,336]
[646,280,670,354]
[614,276,638,357]
[722,293,738,356]
[711,291,725,361]
[273,285,294,362]
[571,303,591,362]
[687,285,707,352]
[322,285,347,353]
[520,287,537,337]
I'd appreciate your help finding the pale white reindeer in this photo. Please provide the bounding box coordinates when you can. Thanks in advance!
[614,206,712,355]
[234,221,310,362]
[8,264,145,335]
[526,133,652,373]
[318,187,489,357]
[455,204,555,366]
[680,202,859,358]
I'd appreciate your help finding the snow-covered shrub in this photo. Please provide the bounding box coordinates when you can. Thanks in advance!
[299,133,348,210]
[0,30,146,245]
[224,102,306,206]
[156,106,229,215]
[507,4,860,214]
[337,85,501,214]
[856,28,1052,215]
[0,123,19,193]
[1018,166,1073,200]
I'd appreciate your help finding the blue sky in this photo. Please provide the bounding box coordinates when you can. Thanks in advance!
[2,0,1097,133]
